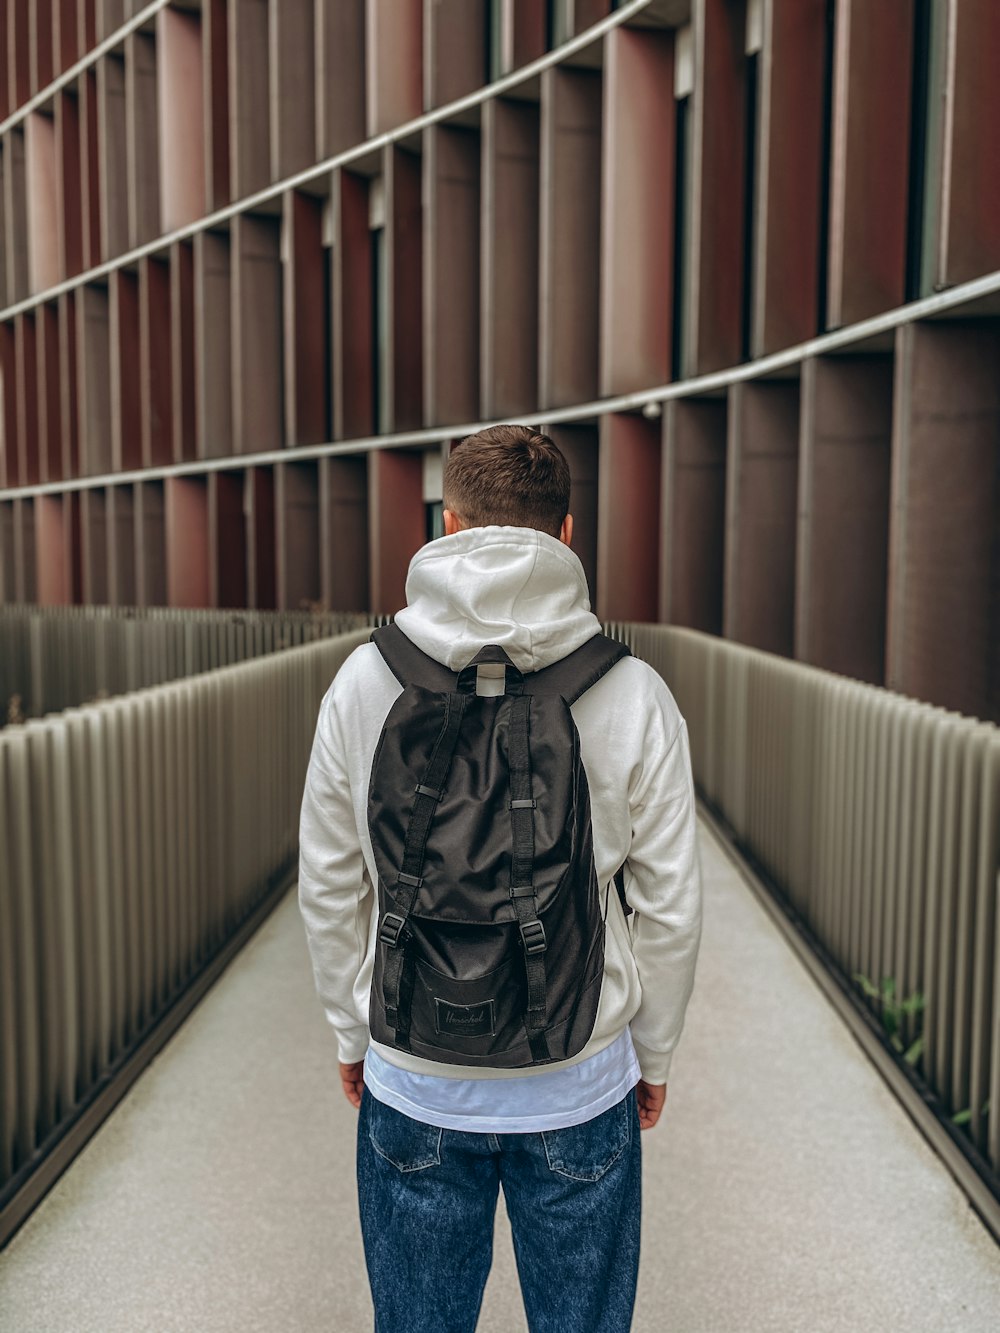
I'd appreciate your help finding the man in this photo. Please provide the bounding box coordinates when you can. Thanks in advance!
[299,425,702,1332]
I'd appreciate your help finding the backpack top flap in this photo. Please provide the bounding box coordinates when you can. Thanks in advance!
[371,623,631,699]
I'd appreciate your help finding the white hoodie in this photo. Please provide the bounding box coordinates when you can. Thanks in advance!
[298,527,702,1085]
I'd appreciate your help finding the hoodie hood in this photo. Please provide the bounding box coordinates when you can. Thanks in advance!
[393,526,601,673]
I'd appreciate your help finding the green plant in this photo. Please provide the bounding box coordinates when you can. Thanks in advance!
[951,1100,991,1127]
[851,973,926,1066]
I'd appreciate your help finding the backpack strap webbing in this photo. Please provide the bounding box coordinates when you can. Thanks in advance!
[524,633,631,704]
[371,623,457,692]
[381,688,470,1050]
[614,864,632,918]
[507,693,549,1062]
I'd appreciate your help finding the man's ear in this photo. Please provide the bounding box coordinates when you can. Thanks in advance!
[559,514,574,547]
[443,508,464,537]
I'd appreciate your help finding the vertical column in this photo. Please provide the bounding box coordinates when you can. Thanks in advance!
[752,0,827,355]
[26,114,60,294]
[0,323,15,489]
[661,398,727,632]
[826,0,914,328]
[98,52,128,261]
[424,0,487,109]
[14,314,39,485]
[269,0,315,180]
[573,0,610,32]
[13,497,37,602]
[204,0,230,210]
[246,466,276,609]
[209,469,247,608]
[321,455,369,612]
[685,0,748,375]
[8,1,30,110]
[10,498,24,600]
[481,98,539,419]
[139,255,172,467]
[937,0,1000,287]
[58,291,80,478]
[76,285,112,478]
[283,190,327,448]
[80,69,103,269]
[126,31,160,248]
[81,487,108,604]
[0,135,7,311]
[887,322,999,721]
[110,268,141,470]
[724,379,799,655]
[797,355,892,684]
[66,490,83,604]
[228,0,270,200]
[601,25,675,397]
[3,129,29,303]
[368,449,424,615]
[136,480,167,607]
[231,215,283,454]
[97,1,125,40]
[0,5,10,120]
[366,0,423,136]
[82,4,97,70]
[276,461,321,610]
[54,0,81,77]
[29,1,53,92]
[0,502,13,601]
[386,146,423,432]
[596,413,661,622]
[55,87,84,279]
[539,67,602,409]
[37,302,62,483]
[547,423,598,606]
[332,169,373,441]
[424,124,480,428]
[316,0,366,158]
[157,6,205,232]
[194,228,232,458]
[35,496,69,605]
[506,0,547,72]
[107,484,136,606]
[171,240,196,463]
[165,477,210,608]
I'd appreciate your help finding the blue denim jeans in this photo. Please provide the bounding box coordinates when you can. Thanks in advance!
[357,1088,641,1333]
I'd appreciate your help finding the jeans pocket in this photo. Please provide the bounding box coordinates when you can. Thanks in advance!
[367,1095,443,1173]
[541,1095,632,1182]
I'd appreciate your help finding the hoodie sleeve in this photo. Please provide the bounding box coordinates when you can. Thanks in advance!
[298,680,372,1065]
[624,695,703,1085]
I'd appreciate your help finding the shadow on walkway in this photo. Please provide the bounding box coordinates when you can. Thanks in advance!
[1,819,998,1332]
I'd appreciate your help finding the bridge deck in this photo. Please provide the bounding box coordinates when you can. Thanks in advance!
[1,819,998,1331]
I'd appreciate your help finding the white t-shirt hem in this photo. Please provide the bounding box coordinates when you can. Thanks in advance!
[363,1028,642,1134]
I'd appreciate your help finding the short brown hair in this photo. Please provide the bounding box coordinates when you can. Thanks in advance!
[443,425,570,537]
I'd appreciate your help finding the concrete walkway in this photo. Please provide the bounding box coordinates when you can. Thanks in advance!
[1,819,999,1332]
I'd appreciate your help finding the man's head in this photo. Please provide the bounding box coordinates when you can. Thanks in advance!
[442,424,573,545]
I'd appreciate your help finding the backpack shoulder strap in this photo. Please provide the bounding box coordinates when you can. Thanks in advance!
[524,633,631,704]
[371,623,457,691]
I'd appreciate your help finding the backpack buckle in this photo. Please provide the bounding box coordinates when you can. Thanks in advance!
[379,913,406,948]
[519,920,547,956]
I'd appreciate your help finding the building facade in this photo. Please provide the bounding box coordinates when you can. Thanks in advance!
[0,0,997,722]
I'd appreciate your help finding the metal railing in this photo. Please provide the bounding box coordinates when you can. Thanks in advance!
[613,623,1000,1193]
[0,605,373,722]
[2,616,996,1243]
[0,626,370,1246]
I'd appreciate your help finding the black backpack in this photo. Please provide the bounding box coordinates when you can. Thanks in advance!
[367,623,631,1068]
